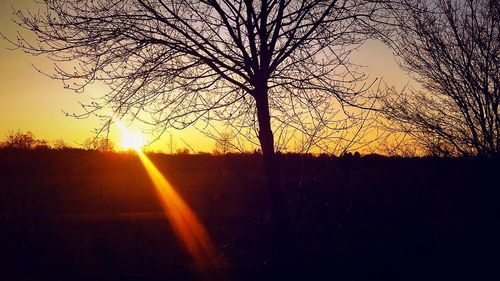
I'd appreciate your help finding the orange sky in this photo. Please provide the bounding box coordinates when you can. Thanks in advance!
[0,0,413,153]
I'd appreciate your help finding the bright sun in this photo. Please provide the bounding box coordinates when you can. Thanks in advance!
[116,121,146,151]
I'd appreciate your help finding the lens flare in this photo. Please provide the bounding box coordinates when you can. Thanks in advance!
[116,122,218,270]
[136,151,218,269]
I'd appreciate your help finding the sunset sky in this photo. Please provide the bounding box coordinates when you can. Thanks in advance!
[0,0,413,153]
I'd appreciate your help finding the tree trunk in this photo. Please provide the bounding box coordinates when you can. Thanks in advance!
[254,79,294,264]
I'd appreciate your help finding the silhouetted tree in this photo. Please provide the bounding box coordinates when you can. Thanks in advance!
[83,137,114,152]
[382,0,499,157]
[53,138,70,150]
[166,133,176,155]
[175,147,190,155]
[8,0,388,255]
[35,139,51,150]
[1,130,43,149]
[214,131,235,154]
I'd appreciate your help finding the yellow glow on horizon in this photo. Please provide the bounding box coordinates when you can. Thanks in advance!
[117,122,218,270]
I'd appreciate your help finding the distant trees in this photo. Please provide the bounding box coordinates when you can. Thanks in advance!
[166,133,176,155]
[0,131,116,151]
[53,139,70,150]
[174,147,190,155]
[82,137,114,152]
[1,130,44,149]
[382,0,499,157]
[214,131,235,155]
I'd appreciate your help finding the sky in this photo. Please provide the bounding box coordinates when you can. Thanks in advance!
[0,0,413,153]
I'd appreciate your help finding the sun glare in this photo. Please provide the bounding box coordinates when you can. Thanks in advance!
[116,121,146,151]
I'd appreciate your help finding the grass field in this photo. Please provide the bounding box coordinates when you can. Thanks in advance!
[1,149,499,280]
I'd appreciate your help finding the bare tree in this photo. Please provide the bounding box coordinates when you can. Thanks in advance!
[7,0,386,252]
[82,137,115,152]
[166,132,176,154]
[53,138,70,150]
[382,0,499,157]
[1,130,39,149]
[214,131,235,154]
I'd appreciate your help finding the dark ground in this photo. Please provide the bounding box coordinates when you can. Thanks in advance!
[0,149,499,280]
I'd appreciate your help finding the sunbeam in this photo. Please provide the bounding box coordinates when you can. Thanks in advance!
[117,122,218,270]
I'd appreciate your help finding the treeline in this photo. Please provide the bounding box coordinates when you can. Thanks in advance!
[0,130,369,157]
[0,130,106,151]
[0,130,67,150]
[1,130,495,159]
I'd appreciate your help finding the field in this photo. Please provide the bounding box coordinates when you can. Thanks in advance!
[0,149,499,280]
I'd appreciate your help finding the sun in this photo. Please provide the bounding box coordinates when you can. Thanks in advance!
[116,121,146,151]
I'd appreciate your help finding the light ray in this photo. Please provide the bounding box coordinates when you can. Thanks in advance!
[117,122,218,270]
[136,151,218,269]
